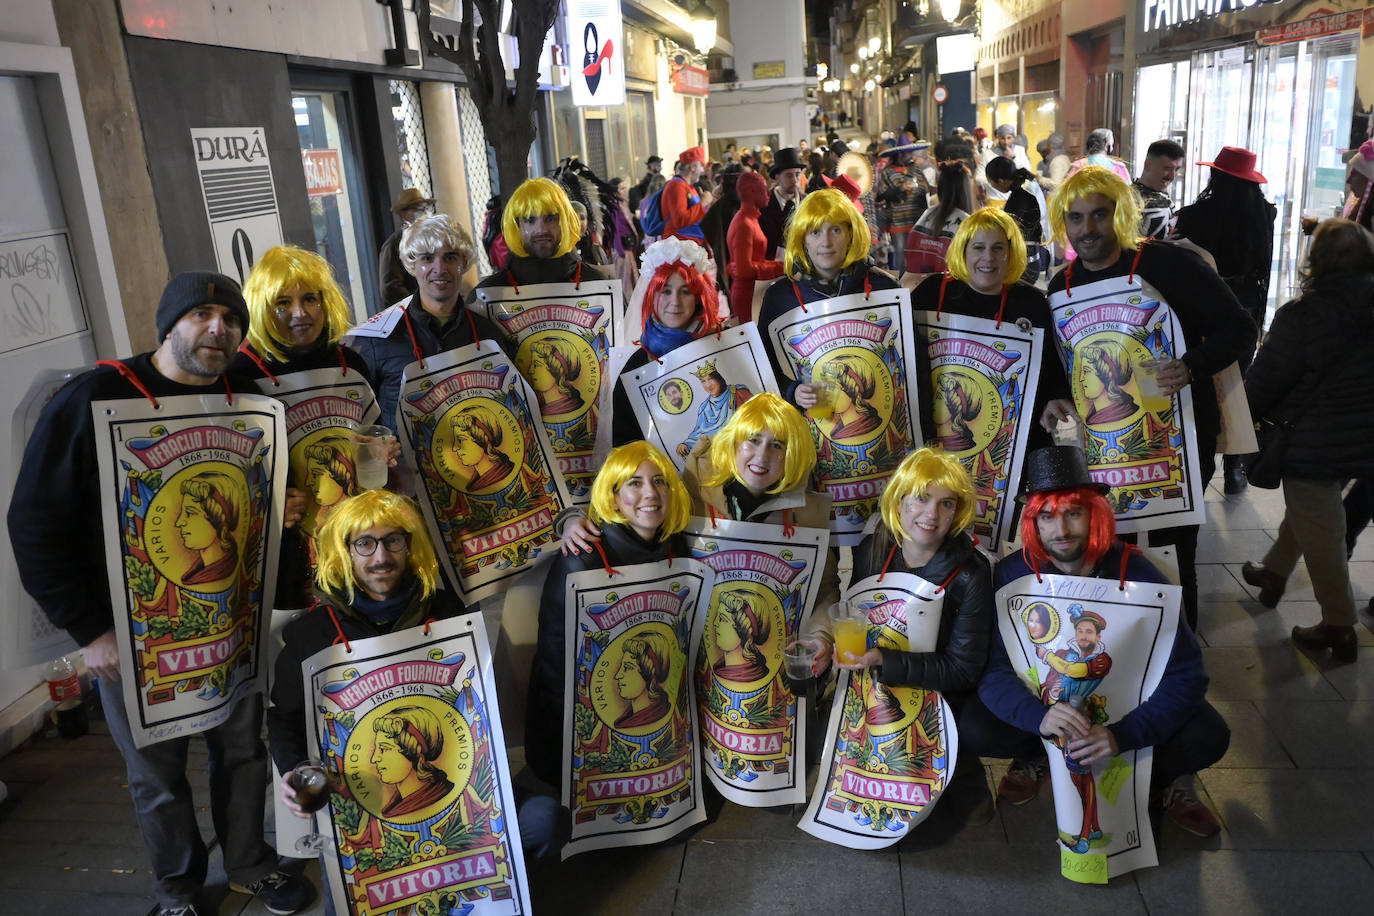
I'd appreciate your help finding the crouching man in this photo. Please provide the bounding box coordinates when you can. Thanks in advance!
[961,446,1230,838]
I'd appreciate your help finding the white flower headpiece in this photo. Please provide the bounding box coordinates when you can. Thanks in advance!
[640,237,715,278]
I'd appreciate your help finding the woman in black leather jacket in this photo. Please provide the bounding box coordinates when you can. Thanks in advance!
[827,447,993,702]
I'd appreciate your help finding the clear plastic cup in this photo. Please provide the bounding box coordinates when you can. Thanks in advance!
[354,424,392,489]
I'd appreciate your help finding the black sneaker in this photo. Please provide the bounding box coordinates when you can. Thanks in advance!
[229,870,315,915]
[157,906,201,916]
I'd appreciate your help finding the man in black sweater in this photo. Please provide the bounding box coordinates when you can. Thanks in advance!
[1042,168,1258,631]
[8,273,312,916]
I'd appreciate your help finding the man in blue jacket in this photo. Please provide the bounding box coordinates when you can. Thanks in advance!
[349,213,509,432]
[962,446,1229,837]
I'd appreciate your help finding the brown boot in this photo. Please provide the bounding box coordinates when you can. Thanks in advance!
[1291,623,1357,663]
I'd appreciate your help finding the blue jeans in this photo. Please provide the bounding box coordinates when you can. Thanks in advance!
[101,682,277,908]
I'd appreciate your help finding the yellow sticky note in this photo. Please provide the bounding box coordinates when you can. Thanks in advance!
[1061,845,1109,884]
[1099,755,1132,806]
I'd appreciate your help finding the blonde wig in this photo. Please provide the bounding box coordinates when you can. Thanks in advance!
[945,207,1029,286]
[400,214,476,272]
[588,441,690,539]
[242,245,352,362]
[879,448,976,543]
[314,489,440,600]
[704,392,816,494]
[783,188,871,277]
[1048,166,1141,253]
[501,177,581,259]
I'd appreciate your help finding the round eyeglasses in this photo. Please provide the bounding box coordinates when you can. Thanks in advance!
[348,532,411,556]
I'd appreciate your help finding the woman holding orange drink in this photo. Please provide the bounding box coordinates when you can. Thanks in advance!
[825,448,993,705]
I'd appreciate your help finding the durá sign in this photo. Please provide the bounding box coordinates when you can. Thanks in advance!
[193,129,269,164]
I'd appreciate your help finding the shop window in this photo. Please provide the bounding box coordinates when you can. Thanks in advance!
[292,90,377,322]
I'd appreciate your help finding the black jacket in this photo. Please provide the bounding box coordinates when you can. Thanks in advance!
[757,263,901,404]
[525,523,688,787]
[911,275,1067,454]
[1245,271,1374,481]
[267,581,467,774]
[758,190,798,257]
[8,354,262,647]
[851,528,993,698]
[470,250,612,295]
[1047,243,1258,471]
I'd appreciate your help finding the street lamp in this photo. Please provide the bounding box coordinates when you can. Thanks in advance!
[858,46,869,60]
[864,78,876,92]
[687,0,717,55]
[868,35,882,55]
[850,62,859,75]
[939,0,961,23]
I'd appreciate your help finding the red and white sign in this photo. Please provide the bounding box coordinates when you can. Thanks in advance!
[932,84,949,104]
[672,64,711,97]
[1258,9,1362,45]
[301,149,343,198]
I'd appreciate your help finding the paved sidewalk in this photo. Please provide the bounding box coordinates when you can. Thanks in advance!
[2,482,1372,914]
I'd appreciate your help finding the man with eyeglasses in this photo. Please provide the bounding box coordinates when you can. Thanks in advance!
[268,489,467,801]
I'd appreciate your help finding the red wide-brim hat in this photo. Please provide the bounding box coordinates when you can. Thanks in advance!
[1196,146,1266,183]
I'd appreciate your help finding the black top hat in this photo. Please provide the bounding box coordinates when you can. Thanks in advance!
[1016,446,1111,502]
[827,140,850,157]
[769,147,805,176]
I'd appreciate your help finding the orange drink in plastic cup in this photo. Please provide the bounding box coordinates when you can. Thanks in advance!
[829,601,869,662]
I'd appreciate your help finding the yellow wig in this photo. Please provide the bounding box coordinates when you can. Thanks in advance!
[502,177,581,259]
[400,214,476,272]
[946,207,1028,287]
[783,188,870,277]
[242,245,352,362]
[1048,166,1141,252]
[314,489,439,601]
[588,441,690,540]
[879,448,976,543]
[704,392,816,494]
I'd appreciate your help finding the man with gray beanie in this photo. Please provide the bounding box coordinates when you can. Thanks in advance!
[8,271,313,916]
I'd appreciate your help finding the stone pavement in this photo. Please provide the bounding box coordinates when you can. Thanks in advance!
[2,481,1372,914]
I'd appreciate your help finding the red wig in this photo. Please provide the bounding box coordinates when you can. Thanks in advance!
[641,261,722,335]
[1020,486,1116,573]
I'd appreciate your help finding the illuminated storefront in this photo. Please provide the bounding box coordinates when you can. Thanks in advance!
[1129,0,1372,311]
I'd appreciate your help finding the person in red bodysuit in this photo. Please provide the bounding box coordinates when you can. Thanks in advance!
[726,170,782,321]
